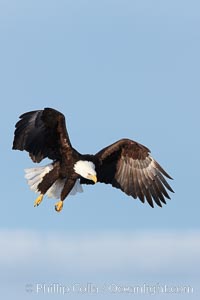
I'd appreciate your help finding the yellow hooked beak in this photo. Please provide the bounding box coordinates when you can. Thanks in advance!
[88,174,97,183]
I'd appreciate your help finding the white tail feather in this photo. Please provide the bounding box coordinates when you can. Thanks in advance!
[46,178,66,199]
[70,179,83,195]
[25,164,53,193]
[24,164,83,199]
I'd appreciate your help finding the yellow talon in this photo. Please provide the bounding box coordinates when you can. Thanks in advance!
[34,194,44,207]
[55,200,63,212]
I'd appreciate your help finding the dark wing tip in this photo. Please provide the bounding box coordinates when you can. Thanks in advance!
[12,108,70,162]
[154,160,174,180]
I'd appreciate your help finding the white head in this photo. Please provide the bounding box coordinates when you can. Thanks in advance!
[74,160,97,183]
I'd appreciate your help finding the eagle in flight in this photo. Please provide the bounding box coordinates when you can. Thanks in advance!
[12,108,174,212]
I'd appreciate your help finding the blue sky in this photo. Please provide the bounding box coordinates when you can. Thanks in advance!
[0,0,200,299]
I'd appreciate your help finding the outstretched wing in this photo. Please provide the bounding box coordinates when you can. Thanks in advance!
[95,139,174,207]
[12,108,72,163]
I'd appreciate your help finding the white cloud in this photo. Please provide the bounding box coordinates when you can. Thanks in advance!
[0,229,200,280]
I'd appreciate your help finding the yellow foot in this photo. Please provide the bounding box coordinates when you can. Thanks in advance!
[55,200,63,212]
[34,194,44,207]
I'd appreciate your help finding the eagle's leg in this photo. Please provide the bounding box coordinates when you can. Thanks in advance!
[54,200,63,212]
[34,166,60,208]
[34,194,44,207]
[55,178,76,212]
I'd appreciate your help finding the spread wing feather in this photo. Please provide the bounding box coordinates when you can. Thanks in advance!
[95,139,174,207]
[12,108,72,163]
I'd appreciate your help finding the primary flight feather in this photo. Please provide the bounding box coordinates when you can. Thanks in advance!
[12,107,174,212]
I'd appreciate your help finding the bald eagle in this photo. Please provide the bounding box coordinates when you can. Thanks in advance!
[12,108,174,212]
